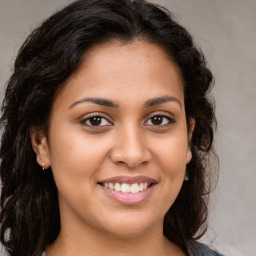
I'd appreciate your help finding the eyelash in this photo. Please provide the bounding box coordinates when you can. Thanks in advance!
[80,114,112,127]
[80,112,175,128]
[144,113,175,126]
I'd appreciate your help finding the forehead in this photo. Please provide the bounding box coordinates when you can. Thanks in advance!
[56,40,184,108]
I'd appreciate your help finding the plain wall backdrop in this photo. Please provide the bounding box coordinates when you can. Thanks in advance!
[0,1,255,255]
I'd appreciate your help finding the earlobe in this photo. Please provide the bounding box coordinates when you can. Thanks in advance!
[186,118,196,164]
[186,148,192,164]
[30,129,51,169]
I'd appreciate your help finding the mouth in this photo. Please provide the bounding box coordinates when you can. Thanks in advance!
[97,176,157,205]
[98,182,153,193]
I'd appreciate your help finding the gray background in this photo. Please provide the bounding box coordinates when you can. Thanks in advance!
[0,1,255,255]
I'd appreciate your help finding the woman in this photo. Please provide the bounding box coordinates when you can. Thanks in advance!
[0,0,222,255]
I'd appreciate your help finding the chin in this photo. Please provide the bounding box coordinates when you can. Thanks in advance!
[98,212,162,238]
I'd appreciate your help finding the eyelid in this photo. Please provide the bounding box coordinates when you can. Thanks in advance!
[144,111,176,125]
[80,112,113,127]
[79,111,175,128]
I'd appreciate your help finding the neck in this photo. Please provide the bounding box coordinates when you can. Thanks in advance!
[45,217,184,256]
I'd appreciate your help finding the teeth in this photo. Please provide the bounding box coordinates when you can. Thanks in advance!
[102,182,150,193]
[130,183,139,193]
[115,183,121,192]
[121,183,130,193]
[109,183,114,190]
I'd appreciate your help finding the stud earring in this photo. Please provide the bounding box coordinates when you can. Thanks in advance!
[42,162,45,170]
[184,172,189,181]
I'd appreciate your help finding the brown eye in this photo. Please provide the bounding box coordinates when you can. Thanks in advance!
[81,115,112,127]
[89,116,102,126]
[151,116,164,125]
[145,114,175,126]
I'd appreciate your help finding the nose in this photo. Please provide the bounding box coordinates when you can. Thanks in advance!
[110,125,151,169]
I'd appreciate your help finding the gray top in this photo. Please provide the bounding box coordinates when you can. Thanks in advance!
[187,241,224,256]
[42,241,224,256]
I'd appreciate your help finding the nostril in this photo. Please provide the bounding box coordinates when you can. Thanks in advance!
[109,139,151,169]
[110,153,150,169]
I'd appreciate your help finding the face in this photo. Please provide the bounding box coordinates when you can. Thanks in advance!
[32,40,194,238]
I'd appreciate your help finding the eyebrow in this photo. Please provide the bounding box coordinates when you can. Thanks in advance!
[144,95,182,108]
[69,97,119,109]
[69,95,182,109]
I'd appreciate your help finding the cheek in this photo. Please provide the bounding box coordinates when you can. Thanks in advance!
[48,134,109,219]
[158,138,187,207]
[154,135,189,174]
[48,129,109,189]
[152,134,188,205]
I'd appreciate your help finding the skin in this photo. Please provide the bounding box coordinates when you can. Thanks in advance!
[31,40,195,256]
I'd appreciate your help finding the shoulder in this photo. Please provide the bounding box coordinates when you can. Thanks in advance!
[186,240,225,256]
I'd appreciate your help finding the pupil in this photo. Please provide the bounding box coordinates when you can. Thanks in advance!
[152,116,163,125]
[90,117,101,126]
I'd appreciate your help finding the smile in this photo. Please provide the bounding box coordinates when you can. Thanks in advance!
[102,182,149,193]
[98,176,157,204]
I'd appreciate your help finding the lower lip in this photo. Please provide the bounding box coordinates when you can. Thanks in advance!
[99,184,156,205]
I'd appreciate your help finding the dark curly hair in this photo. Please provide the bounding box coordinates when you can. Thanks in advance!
[0,0,217,255]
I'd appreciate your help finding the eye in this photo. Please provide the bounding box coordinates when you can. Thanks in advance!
[145,114,175,126]
[81,115,112,127]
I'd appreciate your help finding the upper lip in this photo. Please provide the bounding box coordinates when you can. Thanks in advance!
[99,175,157,184]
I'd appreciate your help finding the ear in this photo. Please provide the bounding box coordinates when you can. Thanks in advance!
[30,128,51,169]
[186,118,196,164]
